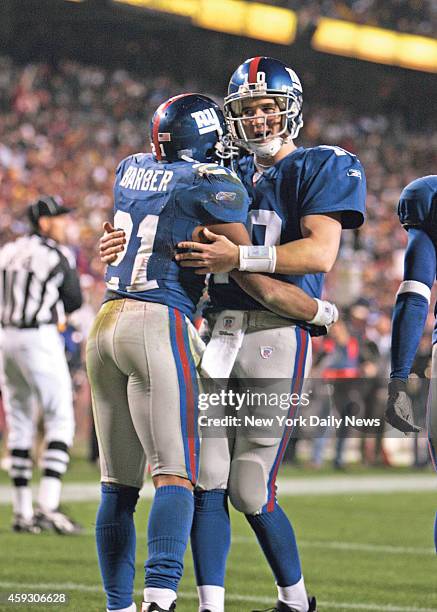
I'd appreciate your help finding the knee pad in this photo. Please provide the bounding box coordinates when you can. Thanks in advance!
[228,455,267,514]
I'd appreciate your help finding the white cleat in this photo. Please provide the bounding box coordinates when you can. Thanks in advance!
[34,508,83,535]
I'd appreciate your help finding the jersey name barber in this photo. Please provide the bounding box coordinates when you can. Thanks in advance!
[119,166,174,192]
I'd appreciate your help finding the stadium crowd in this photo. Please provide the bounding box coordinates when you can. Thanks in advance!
[287,0,437,37]
[0,55,435,466]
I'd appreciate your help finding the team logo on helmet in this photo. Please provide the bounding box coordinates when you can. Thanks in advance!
[191,108,222,135]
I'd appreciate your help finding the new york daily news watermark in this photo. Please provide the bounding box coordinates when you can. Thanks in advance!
[196,378,429,438]
[198,390,380,431]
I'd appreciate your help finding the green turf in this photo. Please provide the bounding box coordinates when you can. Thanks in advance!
[0,454,432,486]
[0,491,436,612]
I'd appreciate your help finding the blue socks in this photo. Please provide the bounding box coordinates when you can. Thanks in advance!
[96,483,139,611]
[96,484,194,609]
[145,485,194,591]
[246,502,302,586]
[191,489,231,587]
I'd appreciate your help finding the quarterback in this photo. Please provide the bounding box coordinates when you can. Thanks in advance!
[176,57,366,612]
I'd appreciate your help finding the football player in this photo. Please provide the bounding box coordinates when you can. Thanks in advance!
[384,175,437,549]
[87,92,339,612]
[174,57,366,612]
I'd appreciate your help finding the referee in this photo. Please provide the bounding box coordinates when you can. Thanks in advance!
[0,196,83,534]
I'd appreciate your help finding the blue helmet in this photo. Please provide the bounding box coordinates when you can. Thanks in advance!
[150,93,229,164]
[224,57,303,154]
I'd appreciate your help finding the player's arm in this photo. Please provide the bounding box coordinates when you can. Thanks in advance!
[174,213,342,275]
[57,251,83,313]
[194,223,337,326]
[385,228,435,433]
[98,221,336,325]
[390,228,434,378]
[230,269,338,324]
[176,149,364,275]
[273,212,342,274]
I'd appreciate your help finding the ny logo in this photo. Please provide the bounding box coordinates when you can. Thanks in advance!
[191,108,221,135]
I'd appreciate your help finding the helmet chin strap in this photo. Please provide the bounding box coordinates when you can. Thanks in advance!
[248,136,283,162]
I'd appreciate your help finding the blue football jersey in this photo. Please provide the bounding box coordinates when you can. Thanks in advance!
[208,145,366,312]
[105,153,249,317]
[396,175,437,344]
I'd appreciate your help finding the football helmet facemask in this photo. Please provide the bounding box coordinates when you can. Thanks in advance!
[150,93,234,164]
[224,56,303,158]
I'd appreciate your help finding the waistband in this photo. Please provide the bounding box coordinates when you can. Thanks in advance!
[103,298,149,312]
[206,309,299,329]
[205,308,326,336]
[102,298,185,315]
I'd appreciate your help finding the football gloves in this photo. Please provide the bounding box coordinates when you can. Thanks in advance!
[385,378,421,434]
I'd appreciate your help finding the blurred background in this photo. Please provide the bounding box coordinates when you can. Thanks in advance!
[0,0,436,470]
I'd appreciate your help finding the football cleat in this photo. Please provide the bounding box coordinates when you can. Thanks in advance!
[253,596,317,612]
[34,508,83,535]
[12,514,41,534]
[141,602,176,612]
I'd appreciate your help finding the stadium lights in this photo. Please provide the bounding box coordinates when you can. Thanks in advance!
[312,18,437,73]
[118,0,197,17]
[115,0,297,45]
[195,0,296,45]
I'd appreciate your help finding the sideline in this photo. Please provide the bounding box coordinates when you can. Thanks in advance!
[0,474,435,504]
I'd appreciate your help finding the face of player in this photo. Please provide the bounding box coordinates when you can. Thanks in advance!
[240,97,282,142]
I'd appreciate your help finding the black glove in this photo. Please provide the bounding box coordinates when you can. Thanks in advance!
[385,378,421,434]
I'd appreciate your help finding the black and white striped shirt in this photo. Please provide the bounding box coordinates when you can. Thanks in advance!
[0,234,82,328]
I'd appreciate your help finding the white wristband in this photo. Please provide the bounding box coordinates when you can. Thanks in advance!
[239,246,277,273]
[308,298,339,327]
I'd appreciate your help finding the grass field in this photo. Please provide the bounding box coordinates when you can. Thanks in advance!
[1,455,431,486]
[0,488,436,612]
